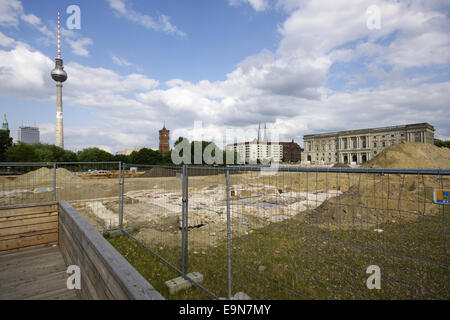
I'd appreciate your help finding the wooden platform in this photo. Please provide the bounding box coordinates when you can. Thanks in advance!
[0,245,79,300]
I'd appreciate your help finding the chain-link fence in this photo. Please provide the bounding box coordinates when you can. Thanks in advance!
[1,162,448,299]
[0,162,121,231]
[118,165,449,300]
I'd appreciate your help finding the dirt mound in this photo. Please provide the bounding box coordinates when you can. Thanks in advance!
[16,167,83,184]
[363,141,450,169]
[140,167,178,178]
[311,142,450,229]
[311,174,441,229]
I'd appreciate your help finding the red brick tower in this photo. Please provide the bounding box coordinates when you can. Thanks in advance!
[159,123,170,154]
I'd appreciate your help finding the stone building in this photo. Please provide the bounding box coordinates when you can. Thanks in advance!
[303,123,435,165]
[159,124,170,154]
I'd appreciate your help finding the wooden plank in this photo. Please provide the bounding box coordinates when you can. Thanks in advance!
[0,256,66,285]
[0,211,57,222]
[0,245,60,269]
[0,202,57,210]
[0,245,79,300]
[25,287,79,300]
[0,270,68,300]
[58,225,99,300]
[0,204,57,218]
[0,215,57,229]
[0,228,58,241]
[59,221,112,300]
[0,233,58,251]
[58,201,164,300]
[0,243,57,256]
[0,222,58,237]
[60,212,120,299]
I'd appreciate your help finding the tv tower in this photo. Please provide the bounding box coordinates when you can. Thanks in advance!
[51,9,67,149]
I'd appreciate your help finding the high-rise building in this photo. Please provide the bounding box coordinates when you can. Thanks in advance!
[17,126,40,144]
[159,123,170,154]
[51,10,67,149]
[226,124,283,163]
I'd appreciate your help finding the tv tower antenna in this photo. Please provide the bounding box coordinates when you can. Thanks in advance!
[51,9,67,149]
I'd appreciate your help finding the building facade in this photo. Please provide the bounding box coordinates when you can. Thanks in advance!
[17,126,40,144]
[280,140,303,163]
[159,124,170,154]
[226,141,283,164]
[303,123,435,165]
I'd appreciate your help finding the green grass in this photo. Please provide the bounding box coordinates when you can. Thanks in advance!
[108,204,449,300]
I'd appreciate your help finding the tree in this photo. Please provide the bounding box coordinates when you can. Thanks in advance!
[6,142,39,162]
[32,143,77,162]
[129,148,163,165]
[113,154,129,163]
[0,130,13,161]
[435,140,450,149]
[77,147,114,162]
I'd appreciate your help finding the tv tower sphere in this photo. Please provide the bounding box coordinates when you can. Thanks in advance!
[51,58,67,83]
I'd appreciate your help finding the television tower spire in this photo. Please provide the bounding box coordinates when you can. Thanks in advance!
[51,9,67,149]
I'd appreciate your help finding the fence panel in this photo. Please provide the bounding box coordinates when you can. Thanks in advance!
[0,163,55,206]
[120,164,184,271]
[2,162,447,300]
[55,162,121,231]
[0,162,122,231]
[226,167,449,299]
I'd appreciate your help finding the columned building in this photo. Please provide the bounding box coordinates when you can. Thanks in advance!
[303,123,435,165]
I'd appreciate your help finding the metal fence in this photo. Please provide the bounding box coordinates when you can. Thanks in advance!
[1,162,449,299]
[117,164,449,300]
[0,162,122,231]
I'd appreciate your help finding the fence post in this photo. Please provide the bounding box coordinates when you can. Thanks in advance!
[226,169,232,299]
[185,166,189,275]
[181,165,187,276]
[52,163,57,201]
[118,162,123,230]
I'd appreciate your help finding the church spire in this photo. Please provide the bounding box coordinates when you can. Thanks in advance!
[1,114,8,131]
[257,123,261,143]
[263,123,268,142]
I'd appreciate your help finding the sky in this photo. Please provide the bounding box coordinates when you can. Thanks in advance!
[0,0,449,153]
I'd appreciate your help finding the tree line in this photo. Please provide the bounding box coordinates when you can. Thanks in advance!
[0,132,236,166]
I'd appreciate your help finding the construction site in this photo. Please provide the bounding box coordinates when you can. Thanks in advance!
[1,141,449,299]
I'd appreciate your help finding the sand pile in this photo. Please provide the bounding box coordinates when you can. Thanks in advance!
[312,142,449,229]
[363,141,450,169]
[15,167,83,184]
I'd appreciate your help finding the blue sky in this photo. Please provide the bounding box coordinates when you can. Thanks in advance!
[0,0,449,153]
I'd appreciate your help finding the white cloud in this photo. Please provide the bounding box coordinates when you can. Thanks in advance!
[0,31,14,46]
[108,0,186,37]
[66,37,93,57]
[1,0,450,152]
[0,0,93,56]
[0,43,54,99]
[0,0,22,27]
[229,0,270,11]
[111,54,132,67]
